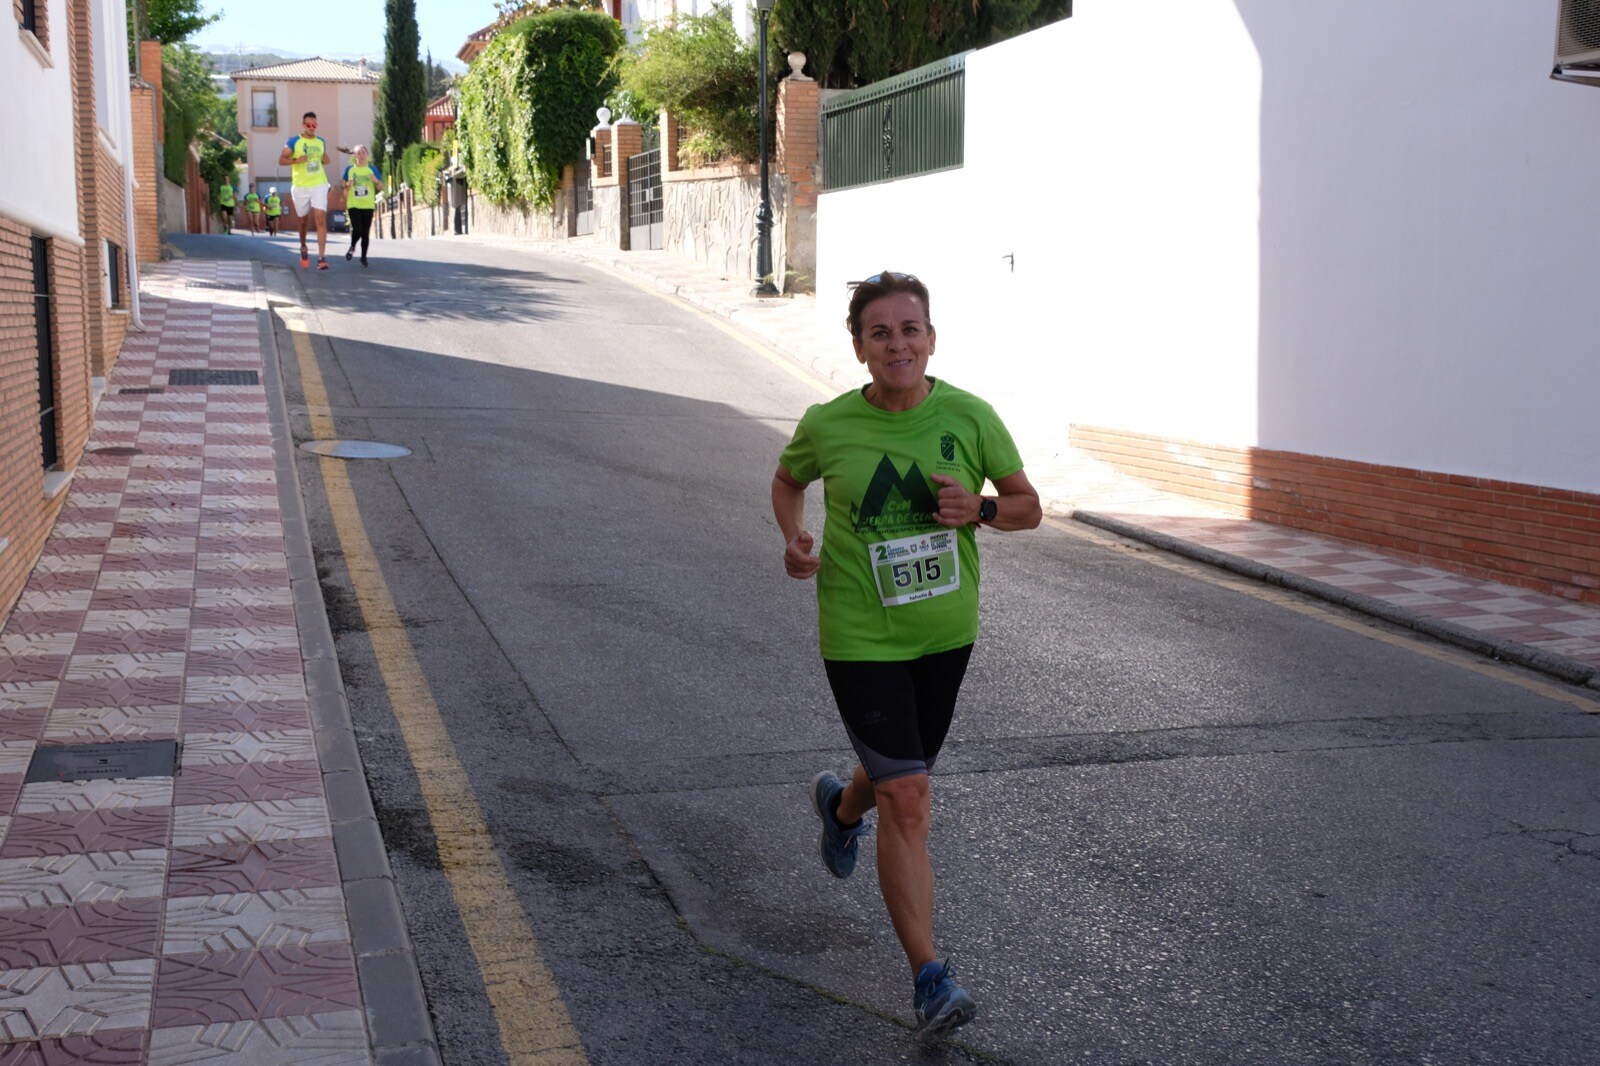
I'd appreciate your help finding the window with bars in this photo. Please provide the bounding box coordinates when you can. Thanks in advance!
[31,237,58,469]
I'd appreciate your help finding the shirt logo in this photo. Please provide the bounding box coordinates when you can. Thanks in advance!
[851,455,937,537]
[939,433,955,462]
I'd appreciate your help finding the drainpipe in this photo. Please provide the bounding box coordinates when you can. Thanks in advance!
[122,19,144,332]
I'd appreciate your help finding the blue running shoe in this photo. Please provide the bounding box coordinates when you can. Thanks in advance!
[810,770,868,879]
[913,959,977,1044]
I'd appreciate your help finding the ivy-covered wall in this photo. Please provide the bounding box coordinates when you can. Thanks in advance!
[456,9,624,208]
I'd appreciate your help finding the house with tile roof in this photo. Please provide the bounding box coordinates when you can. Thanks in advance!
[230,57,380,210]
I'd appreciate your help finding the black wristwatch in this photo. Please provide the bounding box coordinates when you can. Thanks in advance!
[977,497,998,525]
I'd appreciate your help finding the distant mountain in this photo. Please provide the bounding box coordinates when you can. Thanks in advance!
[201,48,387,74]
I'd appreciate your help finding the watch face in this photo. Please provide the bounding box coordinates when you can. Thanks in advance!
[979,499,997,522]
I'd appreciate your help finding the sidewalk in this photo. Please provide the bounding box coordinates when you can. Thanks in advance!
[0,261,432,1062]
[470,234,1600,694]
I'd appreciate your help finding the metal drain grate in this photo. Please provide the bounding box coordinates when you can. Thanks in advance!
[186,280,250,292]
[25,740,180,783]
[168,369,260,386]
[90,446,142,456]
[118,387,166,395]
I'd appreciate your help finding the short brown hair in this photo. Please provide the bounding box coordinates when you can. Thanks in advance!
[846,271,932,338]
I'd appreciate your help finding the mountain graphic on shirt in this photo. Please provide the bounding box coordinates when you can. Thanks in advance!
[851,455,937,537]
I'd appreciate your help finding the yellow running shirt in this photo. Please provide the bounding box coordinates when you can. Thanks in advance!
[287,135,330,188]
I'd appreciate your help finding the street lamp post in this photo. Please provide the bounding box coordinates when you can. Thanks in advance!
[385,137,396,239]
[751,0,779,297]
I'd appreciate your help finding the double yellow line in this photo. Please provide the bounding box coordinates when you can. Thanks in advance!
[286,316,588,1065]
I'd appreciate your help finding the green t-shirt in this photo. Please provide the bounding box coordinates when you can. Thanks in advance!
[218,185,234,207]
[778,377,1024,662]
[244,192,261,212]
[265,194,282,216]
[287,135,330,188]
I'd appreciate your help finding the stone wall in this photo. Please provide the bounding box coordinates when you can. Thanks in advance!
[160,179,187,236]
[464,190,571,242]
[662,169,793,292]
[591,185,622,251]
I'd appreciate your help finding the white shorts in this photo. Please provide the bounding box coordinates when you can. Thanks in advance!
[290,185,329,214]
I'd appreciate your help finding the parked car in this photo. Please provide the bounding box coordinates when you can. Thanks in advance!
[328,210,349,233]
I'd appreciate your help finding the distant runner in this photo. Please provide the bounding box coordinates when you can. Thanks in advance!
[342,146,381,267]
[264,187,282,236]
[242,188,262,235]
[279,111,331,269]
[217,180,235,234]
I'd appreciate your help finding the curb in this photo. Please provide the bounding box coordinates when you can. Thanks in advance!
[254,260,445,1065]
[1073,509,1600,694]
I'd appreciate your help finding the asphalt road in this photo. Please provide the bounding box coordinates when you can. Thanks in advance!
[176,231,1600,1065]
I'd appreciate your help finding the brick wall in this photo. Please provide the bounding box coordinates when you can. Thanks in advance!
[0,220,87,616]
[1072,424,1600,605]
[68,0,130,376]
[130,41,163,265]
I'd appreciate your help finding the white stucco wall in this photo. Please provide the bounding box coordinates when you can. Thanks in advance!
[817,0,1600,493]
[1,0,80,240]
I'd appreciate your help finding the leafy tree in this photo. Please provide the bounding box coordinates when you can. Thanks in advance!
[772,0,1073,87]
[134,0,219,44]
[616,7,764,166]
[457,7,623,206]
[378,0,427,156]
[161,44,218,184]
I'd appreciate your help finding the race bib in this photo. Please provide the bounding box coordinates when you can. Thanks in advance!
[868,529,961,607]
[353,184,371,198]
[306,157,321,173]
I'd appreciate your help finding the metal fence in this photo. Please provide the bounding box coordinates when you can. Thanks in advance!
[822,51,970,191]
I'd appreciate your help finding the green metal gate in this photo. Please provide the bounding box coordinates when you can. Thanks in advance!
[822,51,971,192]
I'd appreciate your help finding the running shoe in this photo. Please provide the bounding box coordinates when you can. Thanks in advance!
[360,257,368,267]
[913,959,977,1044]
[317,259,329,270]
[345,248,354,261]
[300,247,310,269]
[810,770,867,879]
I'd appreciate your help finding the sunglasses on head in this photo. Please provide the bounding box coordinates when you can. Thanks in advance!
[864,271,916,284]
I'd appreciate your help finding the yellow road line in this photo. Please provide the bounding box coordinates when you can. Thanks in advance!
[1047,515,1600,713]
[286,316,588,1064]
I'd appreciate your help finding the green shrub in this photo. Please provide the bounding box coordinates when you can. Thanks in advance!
[458,8,624,207]
[399,141,448,205]
[615,6,763,167]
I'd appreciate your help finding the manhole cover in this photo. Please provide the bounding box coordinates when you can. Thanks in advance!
[169,369,260,386]
[90,446,142,456]
[26,740,180,783]
[118,387,165,395]
[407,299,503,314]
[299,440,412,459]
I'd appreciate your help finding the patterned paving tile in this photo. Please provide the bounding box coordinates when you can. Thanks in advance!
[177,702,311,734]
[86,591,193,613]
[0,960,156,1040]
[180,733,315,767]
[0,1027,146,1063]
[0,713,47,744]
[0,810,170,859]
[181,678,305,706]
[161,888,349,954]
[168,800,329,849]
[17,780,173,815]
[147,1008,367,1063]
[0,851,168,911]
[52,679,183,709]
[71,630,189,656]
[0,687,59,715]
[151,946,359,1030]
[171,762,322,807]
[186,628,298,654]
[0,899,163,968]
[0,661,68,686]
[164,840,338,899]
[0,744,37,777]
[184,650,302,678]
[63,654,186,682]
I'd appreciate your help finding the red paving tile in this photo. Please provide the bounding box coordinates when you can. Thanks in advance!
[165,839,341,898]
[0,808,172,858]
[0,1030,147,1064]
[0,899,164,968]
[151,944,361,1026]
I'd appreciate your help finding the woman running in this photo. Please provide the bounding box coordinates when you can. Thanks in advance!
[342,146,381,267]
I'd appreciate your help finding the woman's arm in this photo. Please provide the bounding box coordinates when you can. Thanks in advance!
[930,469,1042,532]
[772,466,820,580]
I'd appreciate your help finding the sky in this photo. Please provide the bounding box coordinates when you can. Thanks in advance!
[193,0,490,70]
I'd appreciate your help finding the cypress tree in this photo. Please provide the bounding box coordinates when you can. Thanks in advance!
[379,0,427,155]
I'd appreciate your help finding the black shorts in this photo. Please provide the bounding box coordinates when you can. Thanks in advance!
[823,644,973,784]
